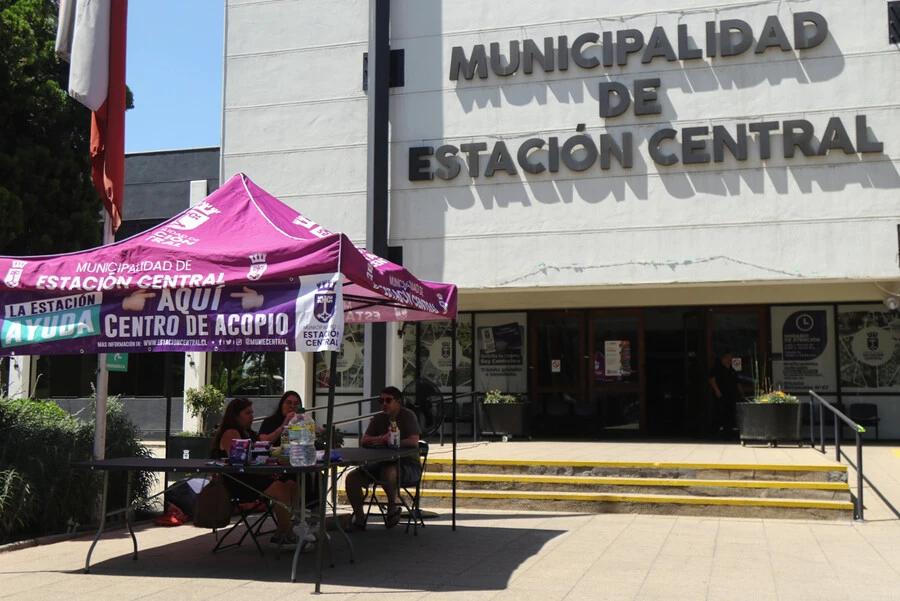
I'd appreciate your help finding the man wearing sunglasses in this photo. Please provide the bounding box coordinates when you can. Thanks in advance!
[344,386,422,531]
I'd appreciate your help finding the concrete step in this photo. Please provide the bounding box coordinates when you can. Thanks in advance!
[411,458,853,520]
[422,472,851,500]
[416,489,856,520]
[426,458,848,483]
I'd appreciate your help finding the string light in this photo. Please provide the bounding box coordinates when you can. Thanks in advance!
[498,255,815,286]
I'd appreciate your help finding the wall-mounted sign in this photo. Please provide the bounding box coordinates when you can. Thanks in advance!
[771,306,836,394]
[474,313,527,394]
[409,11,884,182]
[106,353,128,372]
[837,305,900,392]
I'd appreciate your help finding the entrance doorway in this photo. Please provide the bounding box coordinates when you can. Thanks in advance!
[529,306,766,439]
[530,312,584,437]
[529,310,644,438]
[707,307,767,436]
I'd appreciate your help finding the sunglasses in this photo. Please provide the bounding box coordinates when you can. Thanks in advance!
[380,397,396,404]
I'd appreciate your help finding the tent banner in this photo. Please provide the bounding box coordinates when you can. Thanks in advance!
[0,273,344,355]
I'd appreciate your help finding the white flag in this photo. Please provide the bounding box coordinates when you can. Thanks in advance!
[60,0,111,112]
[54,0,77,62]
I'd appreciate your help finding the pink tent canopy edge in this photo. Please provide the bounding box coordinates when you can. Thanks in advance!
[0,173,457,325]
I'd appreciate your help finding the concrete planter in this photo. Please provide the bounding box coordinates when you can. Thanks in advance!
[481,402,532,440]
[736,403,802,447]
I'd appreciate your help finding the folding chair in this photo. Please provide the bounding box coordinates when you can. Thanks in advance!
[212,492,277,555]
[363,441,429,535]
[849,403,880,440]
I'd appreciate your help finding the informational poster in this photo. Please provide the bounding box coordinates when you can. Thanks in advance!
[599,340,632,378]
[314,323,364,392]
[770,306,836,394]
[604,340,622,376]
[837,304,900,392]
[474,312,527,394]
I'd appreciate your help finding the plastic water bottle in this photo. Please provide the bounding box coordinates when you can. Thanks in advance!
[288,414,304,467]
[388,419,400,449]
[299,413,317,466]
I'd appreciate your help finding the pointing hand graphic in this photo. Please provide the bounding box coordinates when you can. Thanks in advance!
[122,290,156,311]
[230,286,264,310]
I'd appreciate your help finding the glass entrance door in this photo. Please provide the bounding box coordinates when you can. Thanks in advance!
[530,313,584,437]
[706,307,767,435]
[590,310,644,435]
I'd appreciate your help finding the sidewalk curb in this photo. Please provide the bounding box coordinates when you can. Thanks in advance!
[0,517,158,555]
[0,531,82,554]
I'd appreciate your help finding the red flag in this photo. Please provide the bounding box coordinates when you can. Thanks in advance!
[90,1,127,234]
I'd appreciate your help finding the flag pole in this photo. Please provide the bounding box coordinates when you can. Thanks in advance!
[93,212,115,460]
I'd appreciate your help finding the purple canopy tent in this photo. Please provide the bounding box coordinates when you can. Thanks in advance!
[0,173,456,356]
[0,173,460,586]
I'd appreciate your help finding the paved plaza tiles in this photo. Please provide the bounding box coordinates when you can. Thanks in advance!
[2,440,899,600]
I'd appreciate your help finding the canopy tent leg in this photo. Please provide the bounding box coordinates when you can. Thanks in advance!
[451,319,458,531]
[314,350,339,593]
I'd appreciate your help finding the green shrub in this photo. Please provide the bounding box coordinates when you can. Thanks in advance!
[0,396,155,540]
[0,468,34,533]
[0,397,95,539]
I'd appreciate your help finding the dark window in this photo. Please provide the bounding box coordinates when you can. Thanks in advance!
[890,2,900,43]
[35,353,184,398]
[35,355,97,398]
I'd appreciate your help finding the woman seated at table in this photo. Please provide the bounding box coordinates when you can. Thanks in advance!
[211,397,299,548]
[258,390,320,505]
[257,390,301,443]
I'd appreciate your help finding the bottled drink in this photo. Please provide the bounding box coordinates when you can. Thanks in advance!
[388,419,400,449]
[288,414,304,467]
[299,413,317,466]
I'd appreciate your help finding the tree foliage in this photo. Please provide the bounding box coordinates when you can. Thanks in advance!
[0,0,102,255]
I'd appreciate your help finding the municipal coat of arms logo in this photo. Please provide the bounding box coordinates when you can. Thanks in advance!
[169,210,205,231]
[4,260,26,288]
[248,253,268,281]
[315,280,336,323]
[168,202,220,231]
[867,331,879,351]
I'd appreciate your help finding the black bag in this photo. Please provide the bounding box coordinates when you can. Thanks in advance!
[165,481,199,518]
[193,477,233,529]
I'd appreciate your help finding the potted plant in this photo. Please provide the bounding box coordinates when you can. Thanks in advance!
[480,390,531,440]
[168,386,226,461]
[314,425,346,449]
[184,385,226,435]
[736,388,801,447]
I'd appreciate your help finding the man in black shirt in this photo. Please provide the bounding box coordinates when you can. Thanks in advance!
[709,352,743,439]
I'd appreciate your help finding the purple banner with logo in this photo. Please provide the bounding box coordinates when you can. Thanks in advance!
[0,273,343,355]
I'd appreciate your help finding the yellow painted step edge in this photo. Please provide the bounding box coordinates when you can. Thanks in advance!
[419,489,855,510]
[428,458,846,472]
[423,473,848,490]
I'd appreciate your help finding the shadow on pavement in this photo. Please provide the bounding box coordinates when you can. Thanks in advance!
[69,514,566,591]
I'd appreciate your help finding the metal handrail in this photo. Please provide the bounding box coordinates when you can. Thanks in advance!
[808,391,866,520]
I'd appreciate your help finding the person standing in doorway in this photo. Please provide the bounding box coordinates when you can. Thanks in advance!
[709,352,743,439]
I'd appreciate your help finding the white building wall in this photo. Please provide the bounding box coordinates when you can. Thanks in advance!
[224,0,900,295]
[223,0,900,438]
[224,0,371,242]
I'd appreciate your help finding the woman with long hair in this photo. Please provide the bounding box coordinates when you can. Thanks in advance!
[258,390,302,440]
[211,397,300,548]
